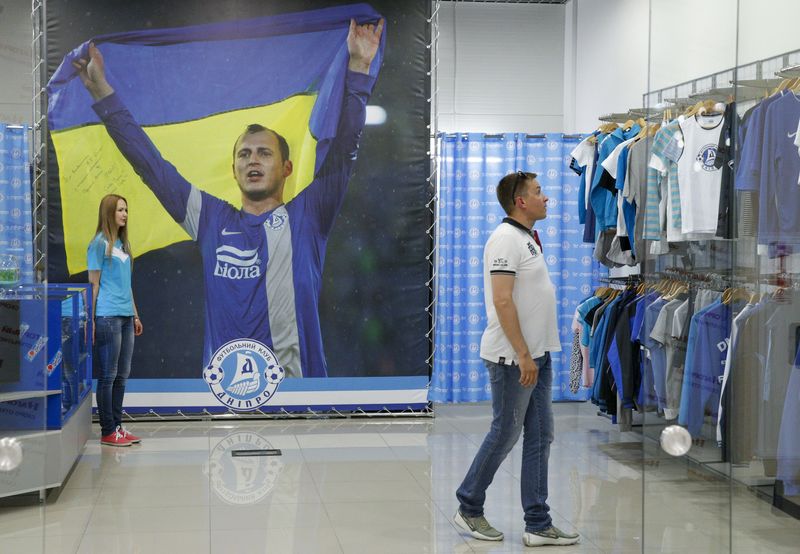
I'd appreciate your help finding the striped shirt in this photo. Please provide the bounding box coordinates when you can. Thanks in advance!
[643,120,683,240]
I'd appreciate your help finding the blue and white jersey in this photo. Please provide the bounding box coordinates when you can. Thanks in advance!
[93,71,376,377]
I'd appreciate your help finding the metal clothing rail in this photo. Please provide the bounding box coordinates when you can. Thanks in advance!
[643,48,800,109]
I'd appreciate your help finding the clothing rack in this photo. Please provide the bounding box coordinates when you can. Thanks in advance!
[598,275,642,283]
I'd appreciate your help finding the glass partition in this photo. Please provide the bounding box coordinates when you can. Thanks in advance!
[641,0,800,552]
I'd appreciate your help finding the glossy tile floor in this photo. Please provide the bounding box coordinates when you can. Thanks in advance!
[2,402,799,553]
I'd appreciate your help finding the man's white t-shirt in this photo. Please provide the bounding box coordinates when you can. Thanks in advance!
[479,221,561,364]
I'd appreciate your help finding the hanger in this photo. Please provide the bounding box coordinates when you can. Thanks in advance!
[721,287,733,304]
[695,99,724,116]
[684,101,701,117]
[622,119,635,132]
[722,287,749,305]
[598,122,619,134]
[773,287,788,303]
[671,284,689,300]
[630,123,650,146]
[771,78,793,96]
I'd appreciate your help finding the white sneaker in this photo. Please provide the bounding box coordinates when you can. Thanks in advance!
[523,525,580,547]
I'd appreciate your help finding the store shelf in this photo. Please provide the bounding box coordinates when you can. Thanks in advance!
[776,65,800,78]
[0,428,59,440]
[0,390,60,402]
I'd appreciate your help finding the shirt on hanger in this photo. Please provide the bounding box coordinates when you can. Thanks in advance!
[624,138,649,260]
[571,133,597,225]
[645,120,684,245]
[756,92,800,246]
[668,113,725,236]
[650,298,686,420]
[716,301,758,445]
[679,299,736,437]
[640,297,669,413]
[736,92,784,192]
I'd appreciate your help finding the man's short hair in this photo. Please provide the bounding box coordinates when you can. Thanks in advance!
[496,171,538,214]
[233,124,290,162]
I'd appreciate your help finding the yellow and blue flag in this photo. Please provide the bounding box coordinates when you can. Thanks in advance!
[48,3,385,274]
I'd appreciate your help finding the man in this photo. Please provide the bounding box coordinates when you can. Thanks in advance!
[71,19,384,378]
[453,171,580,547]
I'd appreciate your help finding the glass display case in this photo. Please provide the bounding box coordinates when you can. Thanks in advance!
[0,285,92,500]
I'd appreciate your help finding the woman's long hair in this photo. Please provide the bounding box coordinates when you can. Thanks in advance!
[95,194,132,260]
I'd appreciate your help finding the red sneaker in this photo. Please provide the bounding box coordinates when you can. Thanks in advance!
[118,425,141,444]
[101,429,131,447]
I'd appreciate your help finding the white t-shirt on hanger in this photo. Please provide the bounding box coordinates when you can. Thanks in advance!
[671,113,725,235]
[571,136,597,214]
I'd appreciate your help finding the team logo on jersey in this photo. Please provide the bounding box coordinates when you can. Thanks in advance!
[527,241,539,257]
[696,144,718,171]
[203,339,285,411]
[266,212,287,230]
[214,245,261,280]
[203,431,283,505]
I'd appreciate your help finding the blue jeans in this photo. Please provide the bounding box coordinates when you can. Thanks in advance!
[95,316,135,436]
[456,353,554,532]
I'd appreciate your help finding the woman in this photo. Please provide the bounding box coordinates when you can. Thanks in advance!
[88,194,143,447]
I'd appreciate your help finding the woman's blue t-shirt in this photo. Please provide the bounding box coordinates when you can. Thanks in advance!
[87,234,133,316]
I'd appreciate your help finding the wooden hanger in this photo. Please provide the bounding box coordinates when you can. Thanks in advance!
[722,287,749,305]
[684,101,702,117]
[721,287,733,304]
[630,122,653,146]
[695,99,723,116]
[598,122,619,134]
[771,78,794,96]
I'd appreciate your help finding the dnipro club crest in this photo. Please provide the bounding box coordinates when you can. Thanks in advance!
[203,339,285,411]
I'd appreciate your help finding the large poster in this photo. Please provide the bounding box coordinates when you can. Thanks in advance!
[46,1,431,412]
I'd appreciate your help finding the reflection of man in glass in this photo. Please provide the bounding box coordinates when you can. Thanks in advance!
[71,19,384,378]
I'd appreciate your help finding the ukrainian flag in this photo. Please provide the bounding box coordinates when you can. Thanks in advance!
[48,3,385,274]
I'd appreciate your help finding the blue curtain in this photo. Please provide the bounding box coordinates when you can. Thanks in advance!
[430,133,601,403]
[0,124,34,283]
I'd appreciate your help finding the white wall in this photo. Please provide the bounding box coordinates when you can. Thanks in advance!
[566,0,649,133]
[436,1,566,133]
[737,0,800,66]
[648,0,738,91]
[647,0,800,90]
[566,0,800,133]
[0,0,33,125]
